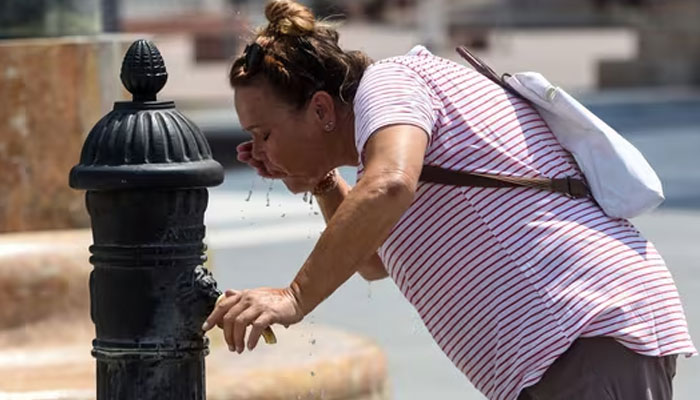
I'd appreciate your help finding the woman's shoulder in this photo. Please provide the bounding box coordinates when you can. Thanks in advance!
[364,45,463,82]
[369,45,436,69]
[353,45,450,111]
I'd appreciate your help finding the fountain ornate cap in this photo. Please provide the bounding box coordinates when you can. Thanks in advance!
[69,39,224,191]
[120,39,168,102]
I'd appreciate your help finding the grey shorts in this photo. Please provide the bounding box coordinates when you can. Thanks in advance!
[518,337,678,400]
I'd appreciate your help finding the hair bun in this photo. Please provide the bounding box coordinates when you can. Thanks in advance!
[264,0,315,37]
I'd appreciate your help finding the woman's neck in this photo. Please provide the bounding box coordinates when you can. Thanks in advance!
[328,105,359,168]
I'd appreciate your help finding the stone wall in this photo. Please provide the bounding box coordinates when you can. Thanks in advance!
[0,36,134,233]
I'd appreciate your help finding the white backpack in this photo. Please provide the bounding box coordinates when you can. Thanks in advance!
[457,46,664,219]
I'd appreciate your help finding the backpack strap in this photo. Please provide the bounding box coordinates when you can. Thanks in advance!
[456,45,522,99]
[420,165,590,199]
[418,46,589,199]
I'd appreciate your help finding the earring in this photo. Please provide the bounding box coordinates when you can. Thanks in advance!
[324,121,335,132]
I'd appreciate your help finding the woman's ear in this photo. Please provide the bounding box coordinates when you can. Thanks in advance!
[309,91,336,131]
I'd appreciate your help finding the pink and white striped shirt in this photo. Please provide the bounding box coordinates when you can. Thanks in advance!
[353,46,696,400]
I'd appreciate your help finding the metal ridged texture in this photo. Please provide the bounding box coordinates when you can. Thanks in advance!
[120,39,167,102]
[79,108,213,165]
[69,39,224,190]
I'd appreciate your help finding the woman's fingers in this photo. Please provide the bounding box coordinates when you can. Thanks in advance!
[247,158,266,171]
[203,291,240,331]
[247,314,273,351]
[237,151,253,163]
[261,170,286,179]
[246,158,272,178]
[236,141,253,153]
[204,287,300,353]
[239,148,288,179]
[215,290,240,329]
[236,143,253,162]
[236,140,288,180]
[222,299,248,351]
[232,308,262,353]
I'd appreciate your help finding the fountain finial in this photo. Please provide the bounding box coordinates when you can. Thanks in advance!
[120,39,168,102]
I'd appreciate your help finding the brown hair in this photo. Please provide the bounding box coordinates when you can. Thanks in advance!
[229,0,372,109]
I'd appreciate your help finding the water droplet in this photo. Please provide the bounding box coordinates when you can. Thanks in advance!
[367,282,372,299]
[245,177,257,201]
[313,211,319,216]
[281,213,286,218]
[310,371,315,377]
[302,192,309,203]
[309,339,316,345]
[266,180,273,207]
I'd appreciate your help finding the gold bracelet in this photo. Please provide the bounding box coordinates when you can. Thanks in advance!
[312,169,339,196]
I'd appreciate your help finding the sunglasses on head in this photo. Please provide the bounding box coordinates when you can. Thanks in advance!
[243,42,265,75]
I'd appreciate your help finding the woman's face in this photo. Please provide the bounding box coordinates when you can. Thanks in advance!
[234,81,329,179]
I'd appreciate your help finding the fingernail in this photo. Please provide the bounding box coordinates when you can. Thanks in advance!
[201,322,209,331]
[228,345,234,352]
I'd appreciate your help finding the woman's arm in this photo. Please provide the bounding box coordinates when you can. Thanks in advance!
[290,124,428,315]
[314,174,389,281]
[203,124,428,353]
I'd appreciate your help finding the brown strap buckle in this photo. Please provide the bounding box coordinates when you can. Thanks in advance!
[550,177,589,199]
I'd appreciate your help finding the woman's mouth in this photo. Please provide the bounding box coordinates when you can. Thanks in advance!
[262,160,288,177]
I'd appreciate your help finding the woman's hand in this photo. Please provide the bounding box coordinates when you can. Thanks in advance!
[202,287,304,353]
[283,169,338,194]
[237,141,327,193]
[281,175,323,194]
[236,141,286,179]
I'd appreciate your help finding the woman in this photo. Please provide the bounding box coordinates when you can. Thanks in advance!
[203,1,696,398]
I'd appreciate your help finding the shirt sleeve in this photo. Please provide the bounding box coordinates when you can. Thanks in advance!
[353,61,439,157]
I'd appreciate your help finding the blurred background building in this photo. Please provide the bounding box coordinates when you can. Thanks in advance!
[0,0,700,228]
[15,0,687,166]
